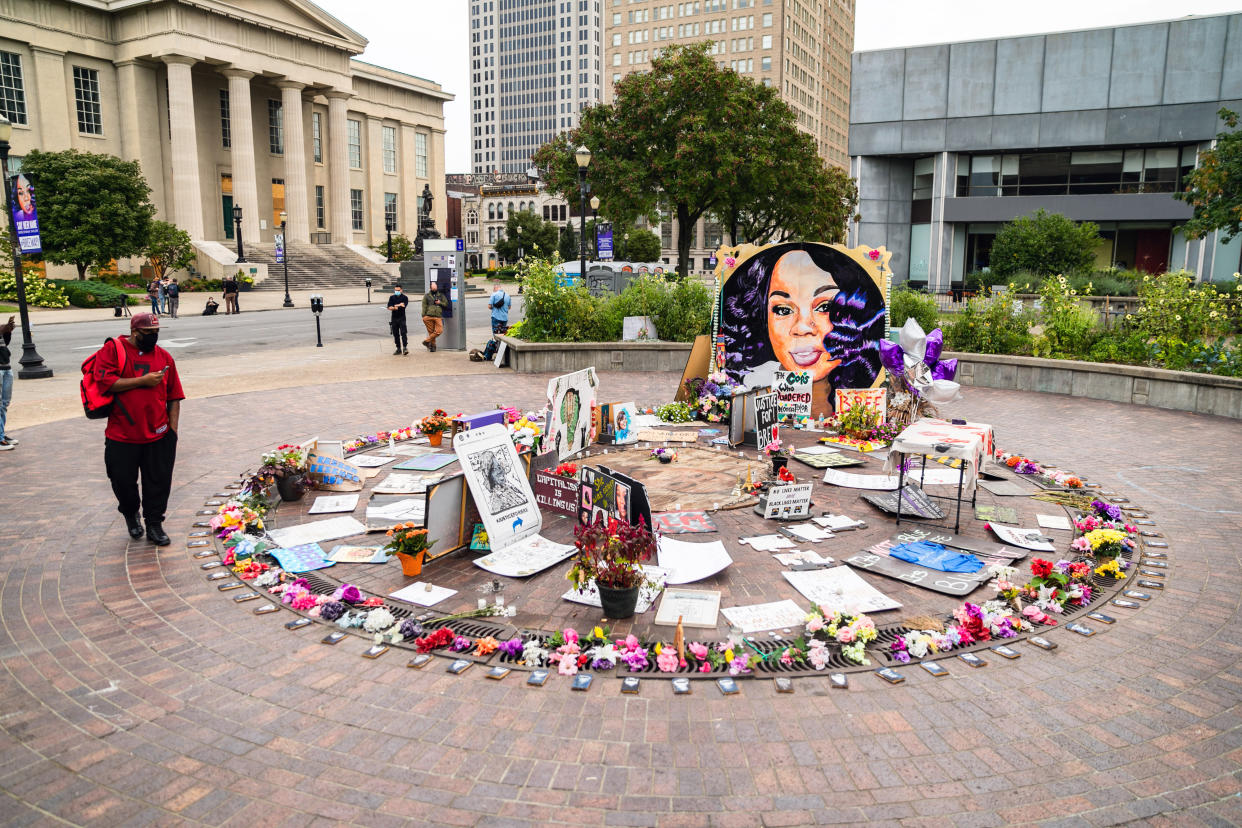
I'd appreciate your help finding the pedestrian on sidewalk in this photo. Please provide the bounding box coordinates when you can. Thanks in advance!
[157,277,170,317]
[146,278,162,315]
[489,282,511,335]
[222,274,239,314]
[387,284,409,355]
[0,316,17,451]
[421,280,448,352]
[94,312,185,546]
[166,278,180,319]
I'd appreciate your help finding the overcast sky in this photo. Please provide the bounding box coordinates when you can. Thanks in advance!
[313,0,1242,174]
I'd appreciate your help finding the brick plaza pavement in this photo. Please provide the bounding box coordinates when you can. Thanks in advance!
[1,371,1240,827]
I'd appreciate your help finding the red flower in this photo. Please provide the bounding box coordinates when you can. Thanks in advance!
[1030,558,1054,579]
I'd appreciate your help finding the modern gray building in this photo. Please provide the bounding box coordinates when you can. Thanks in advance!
[846,13,1242,288]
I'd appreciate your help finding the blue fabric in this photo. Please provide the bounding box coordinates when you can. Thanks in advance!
[490,289,511,322]
[889,540,984,573]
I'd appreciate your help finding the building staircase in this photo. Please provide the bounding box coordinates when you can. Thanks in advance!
[242,243,394,291]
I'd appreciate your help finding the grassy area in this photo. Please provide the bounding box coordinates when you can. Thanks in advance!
[0,305,16,314]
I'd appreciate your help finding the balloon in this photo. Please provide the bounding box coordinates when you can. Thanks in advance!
[884,319,961,404]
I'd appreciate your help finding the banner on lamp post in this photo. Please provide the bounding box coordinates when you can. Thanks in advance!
[9,174,42,254]
[274,232,285,264]
[596,223,613,261]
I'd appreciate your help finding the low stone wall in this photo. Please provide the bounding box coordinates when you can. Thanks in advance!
[950,351,1242,419]
[498,336,693,374]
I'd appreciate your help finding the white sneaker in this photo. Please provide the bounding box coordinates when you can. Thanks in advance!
[0,443,14,451]
[1,436,18,446]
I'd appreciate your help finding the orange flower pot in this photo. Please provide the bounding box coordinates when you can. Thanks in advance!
[427,432,443,447]
[395,549,425,576]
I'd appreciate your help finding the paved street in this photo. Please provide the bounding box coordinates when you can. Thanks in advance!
[0,372,1240,826]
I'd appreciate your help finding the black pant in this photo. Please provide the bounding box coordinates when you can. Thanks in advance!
[105,431,178,525]
[391,317,408,349]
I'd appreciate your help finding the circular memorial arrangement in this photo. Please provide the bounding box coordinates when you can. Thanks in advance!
[188,410,1167,688]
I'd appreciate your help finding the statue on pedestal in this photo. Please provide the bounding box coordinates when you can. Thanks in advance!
[414,183,441,255]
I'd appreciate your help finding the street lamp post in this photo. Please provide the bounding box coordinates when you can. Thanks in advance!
[589,195,600,260]
[232,205,246,263]
[279,210,293,308]
[515,224,523,262]
[0,115,52,379]
[574,145,592,280]
[385,215,395,262]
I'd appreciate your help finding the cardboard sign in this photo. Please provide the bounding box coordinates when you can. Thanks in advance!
[774,370,813,419]
[578,465,644,529]
[533,469,579,518]
[835,387,887,421]
[762,483,814,519]
[306,452,363,491]
[544,367,598,459]
[597,401,639,445]
[454,424,541,552]
[861,484,946,519]
[753,390,780,450]
[845,539,991,596]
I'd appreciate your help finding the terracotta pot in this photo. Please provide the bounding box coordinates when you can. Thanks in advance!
[395,549,426,576]
[597,583,640,619]
[276,473,306,502]
[427,431,443,447]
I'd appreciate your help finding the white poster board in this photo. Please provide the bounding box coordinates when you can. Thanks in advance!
[654,588,722,627]
[473,533,576,577]
[656,536,733,584]
[622,316,657,341]
[720,599,807,634]
[782,566,902,613]
[267,516,367,549]
[822,468,901,490]
[989,524,1056,552]
[774,370,813,419]
[454,424,541,552]
[763,483,814,519]
[562,565,669,614]
[545,367,599,459]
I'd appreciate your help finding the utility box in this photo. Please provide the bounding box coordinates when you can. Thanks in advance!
[423,239,465,351]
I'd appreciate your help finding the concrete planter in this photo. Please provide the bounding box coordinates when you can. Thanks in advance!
[950,352,1242,419]
[498,336,693,374]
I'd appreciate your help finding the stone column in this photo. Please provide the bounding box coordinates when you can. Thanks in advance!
[115,60,167,218]
[29,47,69,150]
[326,90,353,243]
[162,56,204,239]
[366,116,384,244]
[223,68,261,243]
[277,81,310,243]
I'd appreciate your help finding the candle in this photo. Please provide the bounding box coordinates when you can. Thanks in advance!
[478,598,487,610]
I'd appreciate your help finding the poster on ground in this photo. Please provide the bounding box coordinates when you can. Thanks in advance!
[543,367,598,459]
[454,424,540,552]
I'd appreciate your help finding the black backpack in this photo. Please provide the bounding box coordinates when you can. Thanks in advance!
[481,338,499,360]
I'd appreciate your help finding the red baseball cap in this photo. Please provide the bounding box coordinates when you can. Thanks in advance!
[130,312,160,330]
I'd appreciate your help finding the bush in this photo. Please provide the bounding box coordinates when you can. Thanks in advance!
[514,259,712,343]
[0,272,70,308]
[1087,329,1156,366]
[1132,270,1232,346]
[1033,275,1099,359]
[890,285,939,333]
[989,209,1101,279]
[179,277,223,292]
[944,290,1035,355]
[49,279,136,308]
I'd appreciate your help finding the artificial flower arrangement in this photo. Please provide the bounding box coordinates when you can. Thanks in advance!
[260,444,308,475]
[763,438,789,459]
[510,413,542,448]
[342,425,417,454]
[1042,469,1084,488]
[210,500,265,538]
[995,451,1043,475]
[553,461,579,479]
[1070,528,1135,561]
[655,400,693,423]
[1010,559,1095,622]
[797,604,879,666]
[1073,513,1138,535]
[566,516,658,592]
[649,447,678,463]
[418,409,452,435]
[684,371,740,423]
[889,600,1030,663]
[775,466,796,483]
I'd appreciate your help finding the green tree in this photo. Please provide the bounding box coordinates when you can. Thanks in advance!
[1176,108,1242,241]
[371,233,416,261]
[558,223,578,262]
[533,43,839,279]
[18,149,156,279]
[144,220,195,279]
[495,210,558,263]
[618,228,661,263]
[988,209,1101,278]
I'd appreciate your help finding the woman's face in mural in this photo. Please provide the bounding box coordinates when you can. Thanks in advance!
[766,251,841,382]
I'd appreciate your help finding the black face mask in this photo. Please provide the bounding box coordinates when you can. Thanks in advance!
[136,331,159,351]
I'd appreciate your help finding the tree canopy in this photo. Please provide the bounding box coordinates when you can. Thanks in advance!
[989,209,1101,278]
[18,149,157,279]
[494,209,559,263]
[144,220,195,279]
[1176,108,1242,242]
[532,43,855,278]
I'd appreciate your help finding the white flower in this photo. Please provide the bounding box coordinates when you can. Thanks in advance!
[363,608,396,633]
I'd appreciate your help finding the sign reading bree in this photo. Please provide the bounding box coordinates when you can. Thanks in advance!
[753,390,780,449]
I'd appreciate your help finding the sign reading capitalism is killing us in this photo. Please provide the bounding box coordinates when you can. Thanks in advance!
[713,243,890,419]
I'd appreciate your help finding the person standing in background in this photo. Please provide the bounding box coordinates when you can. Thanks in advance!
[222,274,239,315]
[489,282,511,335]
[166,278,180,319]
[387,284,409,355]
[0,316,17,451]
[421,280,448,352]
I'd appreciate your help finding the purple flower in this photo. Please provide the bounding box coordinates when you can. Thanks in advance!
[450,636,473,652]
[332,583,363,604]
[1092,500,1122,522]
[318,600,346,621]
[498,637,525,658]
[622,648,648,671]
[398,618,424,639]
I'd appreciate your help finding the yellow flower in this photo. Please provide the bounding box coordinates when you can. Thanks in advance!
[724,648,734,663]
[593,626,604,640]
[654,642,662,654]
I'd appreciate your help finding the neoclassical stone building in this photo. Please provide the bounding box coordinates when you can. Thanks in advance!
[1,0,450,274]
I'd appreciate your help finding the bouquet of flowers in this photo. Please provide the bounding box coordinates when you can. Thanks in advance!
[418,409,452,435]
[835,405,880,440]
[1016,558,1094,619]
[1071,528,1134,560]
[553,462,579,479]
[995,451,1043,475]
[260,444,308,475]
[1043,469,1084,488]
[890,601,1028,662]
[510,414,542,448]
[763,438,789,458]
[799,605,878,665]
[383,523,436,559]
[685,371,740,423]
[210,500,265,539]
[656,401,693,423]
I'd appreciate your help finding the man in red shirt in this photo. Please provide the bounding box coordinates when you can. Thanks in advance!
[95,313,185,546]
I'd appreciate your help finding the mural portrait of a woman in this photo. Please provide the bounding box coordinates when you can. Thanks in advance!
[717,243,887,416]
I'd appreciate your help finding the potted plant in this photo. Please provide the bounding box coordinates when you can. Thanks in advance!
[238,271,254,291]
[419,409,452,447]
[384,523,437,576]
[764,439,790,473]
[567,516,657,619]
[260,444,310,501]
[836,405,880,440]
[553,462,579,479]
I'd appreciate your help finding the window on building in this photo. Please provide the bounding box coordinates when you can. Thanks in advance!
[72,66,102,135]
[315,185,325,228]
[1068,150,1123,195]
[488,203,495,220]
[762,12,772,25]
[912,157,935,200]
[761,34,772,48]
[468,209,478,225]
[384,192,398,230]
[382,126,397,173]
[312,112,322,163]
[415,132,428,178]
[347,119,362,168]
[219,89,231,148]
[761,56,771,71]
[267,99,283,154]
[705,221,722,249]
[0,51,27,126]
[350,188,364,230]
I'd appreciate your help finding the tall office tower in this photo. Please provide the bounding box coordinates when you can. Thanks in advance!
[604,0,854,168]
[470,0,605,175]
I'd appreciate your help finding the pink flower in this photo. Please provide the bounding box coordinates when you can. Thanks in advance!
[688,642,708,660]
[724,256,736,268]
[699,662,712,673]
[836,627,855,644]
[868,249,881,261]
[557,656,578,676]
[563,628,579,646]
[656,651,680,672]
[806,617,824,633]
[621,634,639,651]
